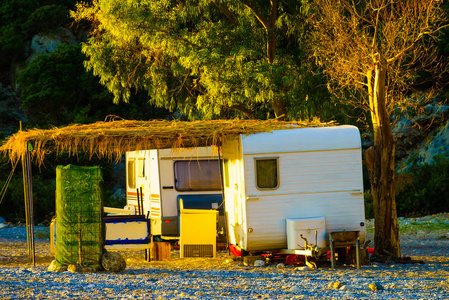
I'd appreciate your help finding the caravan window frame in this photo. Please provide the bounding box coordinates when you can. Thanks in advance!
[254,157,279,190]
[173,159,222,191]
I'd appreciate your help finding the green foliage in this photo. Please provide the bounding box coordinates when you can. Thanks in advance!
[41,0,88,10]
[0,23,25,67]
[17,44,89,126]
[22,5,70,37]
[364,189,374,219]
[0,0,40,27]
[396,154,449,217]
[17,43,168,127]
[0,0,37,72]
[72,0,333,120]
[103,189,126,209]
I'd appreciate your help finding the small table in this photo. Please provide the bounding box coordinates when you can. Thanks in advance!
[329,231,360,269]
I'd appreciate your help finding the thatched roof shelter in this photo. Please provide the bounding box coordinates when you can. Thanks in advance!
[1,118,335,164]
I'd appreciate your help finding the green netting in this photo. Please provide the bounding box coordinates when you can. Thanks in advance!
[55,165,104,270]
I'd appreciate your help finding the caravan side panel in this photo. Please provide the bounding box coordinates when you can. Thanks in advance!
[238,126,365,251]
[243,149,365,251]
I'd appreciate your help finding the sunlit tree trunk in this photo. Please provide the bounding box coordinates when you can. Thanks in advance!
[364,53,400,259]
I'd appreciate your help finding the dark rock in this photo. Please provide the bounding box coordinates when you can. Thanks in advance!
[102,252,126,272]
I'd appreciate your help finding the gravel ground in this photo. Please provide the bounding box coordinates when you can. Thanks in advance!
[1,215,449,299]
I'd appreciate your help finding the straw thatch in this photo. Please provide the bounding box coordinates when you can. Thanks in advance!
[0,117,336,164]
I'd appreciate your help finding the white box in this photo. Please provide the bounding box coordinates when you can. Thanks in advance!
[286,217,326,249]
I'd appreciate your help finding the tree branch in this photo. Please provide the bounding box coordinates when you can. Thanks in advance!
[387,24,449,64]
[268,0,277,29]
[244,3,269,29]
[211,0,238,26]
[227,103,256,119]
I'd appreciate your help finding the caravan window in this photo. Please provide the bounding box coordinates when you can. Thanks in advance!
[137,158,145,178]
[128,158,136,189]
[174,160,221,191]
[255,158,279,189]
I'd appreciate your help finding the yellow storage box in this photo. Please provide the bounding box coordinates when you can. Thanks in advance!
[180,208,218,258]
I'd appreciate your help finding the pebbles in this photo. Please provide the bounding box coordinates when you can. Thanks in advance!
[1,219,449,299]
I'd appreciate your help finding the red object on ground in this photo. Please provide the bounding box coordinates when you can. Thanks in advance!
[229,244,241,257]
[286,254,306,265]
[326,247,375,258]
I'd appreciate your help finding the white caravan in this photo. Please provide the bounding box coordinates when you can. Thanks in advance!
[221,125,366,253]
[126,147,224,239]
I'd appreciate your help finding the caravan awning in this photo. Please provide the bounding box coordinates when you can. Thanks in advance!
[0,117,334,164]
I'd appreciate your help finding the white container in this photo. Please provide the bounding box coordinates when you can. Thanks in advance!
[286,217,326,249]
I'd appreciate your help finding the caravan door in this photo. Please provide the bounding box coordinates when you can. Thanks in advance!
[222,137,246,248]
[126,150,150,214]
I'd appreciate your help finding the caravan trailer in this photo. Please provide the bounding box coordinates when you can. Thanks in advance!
[125,147,224,239]
[221,125,366,254]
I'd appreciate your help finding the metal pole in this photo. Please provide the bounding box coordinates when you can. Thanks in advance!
[21,151,30,254]
[26,143,36,266]
[20,121,36,266]
[20,122,31,257]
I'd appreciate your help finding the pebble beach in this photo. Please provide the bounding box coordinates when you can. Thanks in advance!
[1,214,449,299]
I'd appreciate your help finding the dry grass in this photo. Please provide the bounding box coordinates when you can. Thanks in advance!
[0,117,334,164]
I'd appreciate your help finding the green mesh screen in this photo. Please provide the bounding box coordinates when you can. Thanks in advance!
[55,165,104,270]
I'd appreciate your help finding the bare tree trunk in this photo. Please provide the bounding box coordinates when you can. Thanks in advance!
[365,54,400,260]
[245,1,287,119]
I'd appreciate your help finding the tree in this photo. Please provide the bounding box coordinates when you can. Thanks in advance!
[72,0,327,120]
[310,0,448,259]
[0,0,39,72]
[22,5,71,38]
[17,43,168,127]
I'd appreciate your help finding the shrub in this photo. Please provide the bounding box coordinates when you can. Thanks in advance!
[0,0,39,27]
[396,154,449,217]
[22,5,70,37]
[0,23,25,67]
[364,189,374,219]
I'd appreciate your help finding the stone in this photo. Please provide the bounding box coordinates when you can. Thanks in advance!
[0,217,6,223]
[243,255,264,266]
[56,266,67,272]
[253,260,265,267]
[68,264,84,273]
[295,266,311,271]
[368,282,383,291]
[276,263,285,268]
[102,252,126,272]
[47,260,57,272]
[82,266,95,273]
[48,261,68,272]
[328,281,342,289]
[418,121,449,164]
[27,28,78,65]
[290,286,301,293]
